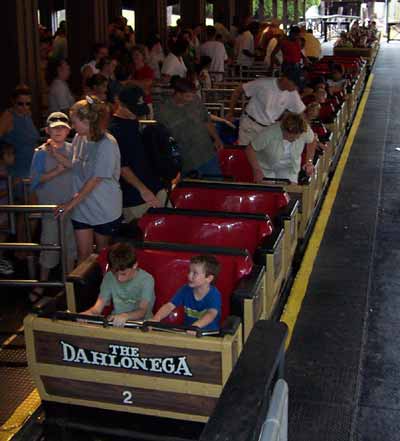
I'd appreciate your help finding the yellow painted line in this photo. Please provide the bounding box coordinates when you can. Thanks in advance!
[0,325,40,441]
[0,389,40,441]
[281,74,375,348]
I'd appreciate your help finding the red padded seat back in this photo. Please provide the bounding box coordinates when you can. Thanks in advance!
[138,212,273,255]
[170,183,289,221]
[218,148,254,182]
[311,121,329,138]
[332,90,345,103]
[97,246,253,325]
[302,95,316,106]
[319,102,336,122]
[326,97,341,111]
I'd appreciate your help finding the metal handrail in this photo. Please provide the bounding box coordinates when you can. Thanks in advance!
[6,176,16,234]
[199,321,288,441]
[259,379,289,441]
[0,204,69,287]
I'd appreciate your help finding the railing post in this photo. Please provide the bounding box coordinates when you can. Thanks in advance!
[58,215,68,284]
[0,205,68,291]
[7,176,16,235]
[22,179,36,279]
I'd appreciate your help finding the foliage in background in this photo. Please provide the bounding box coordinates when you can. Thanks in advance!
[253,0,320,21]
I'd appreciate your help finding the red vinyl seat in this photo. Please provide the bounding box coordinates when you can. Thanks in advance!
[97,244,254,326]
[139,209,273,255]
[170,179,290,223]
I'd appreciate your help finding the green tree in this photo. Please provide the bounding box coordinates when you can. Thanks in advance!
[253,0,320,20]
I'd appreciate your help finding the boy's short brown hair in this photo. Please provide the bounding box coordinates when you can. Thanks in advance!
[108,242,137,271]
[190,255,220,284]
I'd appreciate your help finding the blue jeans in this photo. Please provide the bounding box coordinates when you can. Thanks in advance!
[193,155,222,179]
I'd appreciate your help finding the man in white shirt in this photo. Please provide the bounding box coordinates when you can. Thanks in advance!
[161,40,188,82]
[235,28,255,67]
[235,22,259,67]
[200,26,228,82]
[227,70,306,145]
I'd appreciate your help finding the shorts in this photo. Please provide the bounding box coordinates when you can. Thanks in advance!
[40,214,77,270]
[238,115,266,145]
[71,216,122,236]
[123,189,168,223]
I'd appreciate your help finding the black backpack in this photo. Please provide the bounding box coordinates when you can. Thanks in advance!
[142,123,182,187]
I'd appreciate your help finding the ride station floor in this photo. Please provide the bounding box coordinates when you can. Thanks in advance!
[284,41,400,441]
[1,41,400,441]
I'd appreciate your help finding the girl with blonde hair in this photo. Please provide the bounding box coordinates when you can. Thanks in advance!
[56,96,122,262]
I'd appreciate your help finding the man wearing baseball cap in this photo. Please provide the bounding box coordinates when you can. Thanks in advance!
[28,111,76,303]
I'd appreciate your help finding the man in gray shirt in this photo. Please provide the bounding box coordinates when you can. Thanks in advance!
[154,77,224,177]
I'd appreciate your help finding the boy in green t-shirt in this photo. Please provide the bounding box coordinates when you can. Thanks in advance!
[83,243,155,327]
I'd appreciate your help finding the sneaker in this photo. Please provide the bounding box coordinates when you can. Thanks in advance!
[0,258,14,275]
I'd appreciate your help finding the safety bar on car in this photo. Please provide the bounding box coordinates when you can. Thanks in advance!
[41,310,222,337]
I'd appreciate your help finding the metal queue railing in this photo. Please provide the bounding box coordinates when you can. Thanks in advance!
[0,204,68,289]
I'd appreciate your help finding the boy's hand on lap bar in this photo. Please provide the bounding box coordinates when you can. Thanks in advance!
[110,313,129,327]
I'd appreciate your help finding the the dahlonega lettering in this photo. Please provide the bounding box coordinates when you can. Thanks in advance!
[59,341,193,377]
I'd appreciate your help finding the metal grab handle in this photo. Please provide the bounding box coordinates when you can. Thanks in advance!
[45,312,219,337]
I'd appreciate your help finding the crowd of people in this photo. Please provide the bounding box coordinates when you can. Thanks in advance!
[334,20,379,48]
[0,14,359,327]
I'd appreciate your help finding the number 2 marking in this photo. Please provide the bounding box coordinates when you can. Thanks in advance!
[122,390,133,404]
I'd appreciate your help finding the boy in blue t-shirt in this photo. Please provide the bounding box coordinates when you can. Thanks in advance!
[153,255,222,331]
[29,112,76,302]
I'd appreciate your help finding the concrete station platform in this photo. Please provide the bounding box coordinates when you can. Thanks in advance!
[284,40,400,441]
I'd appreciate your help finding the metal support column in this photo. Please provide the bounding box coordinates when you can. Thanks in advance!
[235,0,253,25]
[134,0,167,48]
[282,0,288,29]
[65,0,109,94]
[214,0,235,30]
[180,0,206,29]
[0,0,41,121]
[294,0,299,23]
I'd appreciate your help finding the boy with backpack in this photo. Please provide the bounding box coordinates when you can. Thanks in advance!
[109,85,168,222]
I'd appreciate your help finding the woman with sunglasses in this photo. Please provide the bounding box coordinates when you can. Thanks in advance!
[55,96,122,263]
[0,86,40,255]
[0,85,40,183]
